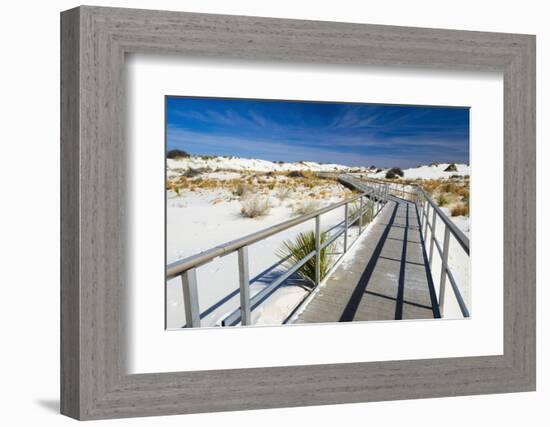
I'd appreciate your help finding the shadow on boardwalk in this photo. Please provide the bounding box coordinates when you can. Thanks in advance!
[294,196,440,324]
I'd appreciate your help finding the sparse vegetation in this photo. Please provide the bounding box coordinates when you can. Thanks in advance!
[437,194,449,206]
[183,167,209,178]
[292,199,321,215]
[451,202,469,217]
[167,149,190,159]
[276,187,293,200]
[278,231,333,287]
[233,183,252,197]
[287,170,306,178]
[240,195,271,218]
[385,167,404,179]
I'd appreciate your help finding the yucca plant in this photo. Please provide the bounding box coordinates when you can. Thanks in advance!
[278,231,332,288]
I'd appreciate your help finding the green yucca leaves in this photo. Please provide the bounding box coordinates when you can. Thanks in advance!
[277,231,332,287]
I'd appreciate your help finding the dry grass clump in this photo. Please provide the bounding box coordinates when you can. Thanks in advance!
[276,187,294,200]
[436,194,449,206]
[240,195,271,218]
[451,202,469,217]
[286,170,306,178]
[455,186,470,199]
[183,167,210,178]
[293,199,321,216]
[233,183,253,197]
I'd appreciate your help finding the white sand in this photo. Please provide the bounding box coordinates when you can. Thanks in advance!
[369,163,470,180]
[166,157,471,327]
[167,155,369,174]
[167,185,352,328]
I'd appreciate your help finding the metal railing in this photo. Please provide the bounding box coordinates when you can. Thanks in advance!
[354,176,470,318]
[167,179,389,328]
[415,186,470,317]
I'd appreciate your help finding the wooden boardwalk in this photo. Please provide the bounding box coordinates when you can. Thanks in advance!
[294,196,440,323]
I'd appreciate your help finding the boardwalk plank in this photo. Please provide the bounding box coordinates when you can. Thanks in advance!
[294,195,438,324]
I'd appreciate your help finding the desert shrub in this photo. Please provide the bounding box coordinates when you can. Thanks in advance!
[276,187,293,200]
[456,187,470,199]
[183,167,209,178]
[444,163,458,172]
[240,195,271,218]
[199,155,215,160]
[376,168,383,173]
[287,170,306,178]
[436,194,449,206]
[174,186,181,197]
[278,231,332,287]
[385,167,404,179]
[293,199,321,216]
[441,182,457,193]
[233,183,252,197]
[166,149,190,159]
[451,203,469,217]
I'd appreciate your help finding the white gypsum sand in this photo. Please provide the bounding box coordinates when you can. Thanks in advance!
[166,156,471,327]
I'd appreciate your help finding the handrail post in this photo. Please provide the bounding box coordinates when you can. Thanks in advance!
[181,268,200,328]
[438,225,451,314]
[359,197,364,234]
[237,246,251,326]
[315,215,321,287]
[429,207,437,267]
[344,202,349,252]
[423,202,430,238]
[420,197,430,233]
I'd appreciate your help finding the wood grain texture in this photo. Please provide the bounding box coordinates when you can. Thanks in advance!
[60,6,536,420]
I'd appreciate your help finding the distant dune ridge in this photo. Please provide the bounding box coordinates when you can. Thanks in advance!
[167,155,469,180]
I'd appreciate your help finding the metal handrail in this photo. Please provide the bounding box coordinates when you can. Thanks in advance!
[168,192,371,279]
[416,186,469,255]
[168,180,389,328]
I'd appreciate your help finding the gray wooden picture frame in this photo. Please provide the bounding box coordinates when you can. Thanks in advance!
[60,5,536,420]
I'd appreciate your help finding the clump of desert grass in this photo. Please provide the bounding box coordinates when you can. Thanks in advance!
[240,195,271,218]
[292,199,321,216]
[436,194,449,206]
[277,230,333,288]
[233,183,253,197]
[276,187,294,200]
[451,202,469,217]
[183,167,211,178]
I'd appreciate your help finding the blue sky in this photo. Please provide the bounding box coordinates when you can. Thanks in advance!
[166,97,469,168]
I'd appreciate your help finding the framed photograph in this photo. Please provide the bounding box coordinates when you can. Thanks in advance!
[61,6,536,420]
